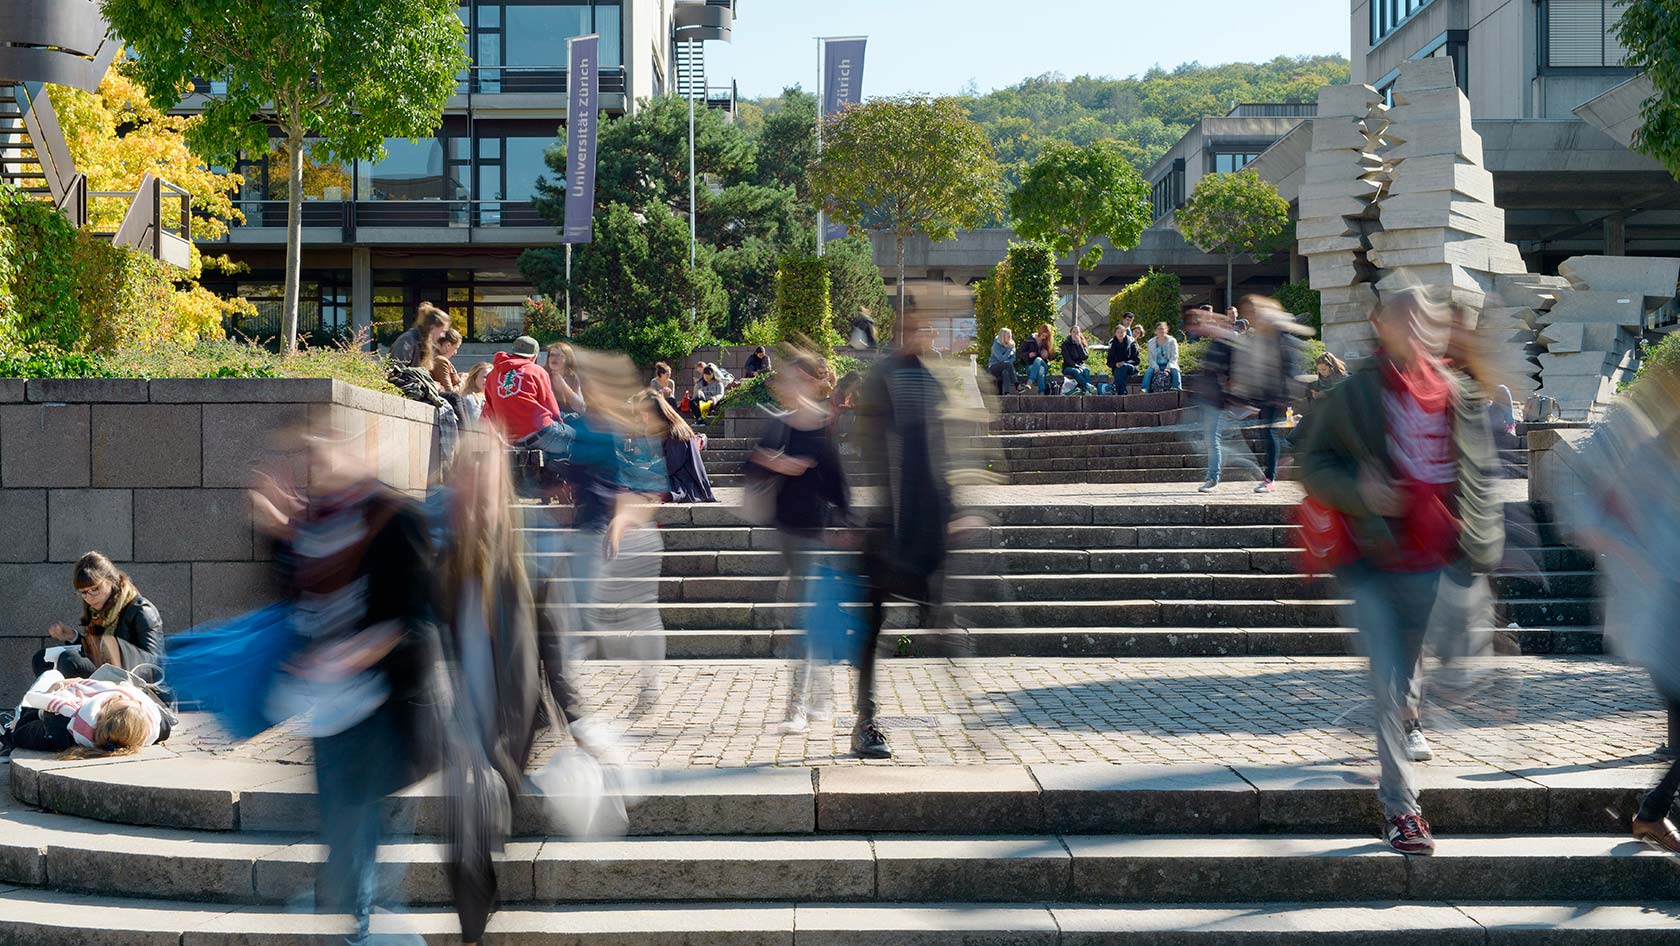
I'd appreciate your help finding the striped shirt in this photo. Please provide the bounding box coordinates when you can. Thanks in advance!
[44,679,163,749]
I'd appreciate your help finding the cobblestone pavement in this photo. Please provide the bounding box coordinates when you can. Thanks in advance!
[175,655,1662,771]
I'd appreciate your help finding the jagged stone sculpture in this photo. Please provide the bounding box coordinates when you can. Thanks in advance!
[1298,83,1387,355]
[1301,58,1677,416]
[1535,256,1680,420]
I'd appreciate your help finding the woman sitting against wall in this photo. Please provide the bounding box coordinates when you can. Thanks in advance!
[32,552,164,684]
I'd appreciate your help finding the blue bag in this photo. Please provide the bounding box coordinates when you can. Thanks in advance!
[162,603,298,740]
[802,563,867,664]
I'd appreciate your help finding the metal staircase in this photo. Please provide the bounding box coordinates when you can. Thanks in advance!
[0,79,190,267]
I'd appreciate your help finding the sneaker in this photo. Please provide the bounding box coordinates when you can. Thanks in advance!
[851,719,892,759]
[776,711,809,735]
[1384,813,1436,855]
[1254,479,1275,493]
[1198,480,1219,493]
[1404,721,1434,762]
[808,702,834,723]
[1633,816,1680,855]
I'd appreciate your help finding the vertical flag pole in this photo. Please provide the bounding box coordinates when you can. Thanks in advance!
[816,37,825,258]
[565,243,572,336]
[689,38,698,324]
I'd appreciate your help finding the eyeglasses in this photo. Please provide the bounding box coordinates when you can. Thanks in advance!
[75,584,107,600]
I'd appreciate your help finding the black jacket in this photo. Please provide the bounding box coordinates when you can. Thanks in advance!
[1106,335,1139,374]
[1018,336,1049,366]
[1061,337,1089,370]
[1191,338,1234,407]
[80,595,164,672]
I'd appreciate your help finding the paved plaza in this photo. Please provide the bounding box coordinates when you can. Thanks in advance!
[170,655,1662,772]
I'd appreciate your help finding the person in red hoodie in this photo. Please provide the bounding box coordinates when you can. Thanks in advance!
[482,335,576,458]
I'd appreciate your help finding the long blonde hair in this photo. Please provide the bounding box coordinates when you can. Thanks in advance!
[463,361,493,396]
[644,391,696,442]
[444,431,528,615]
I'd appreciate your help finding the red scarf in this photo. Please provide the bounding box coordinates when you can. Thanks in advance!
[1378,352,1460,571]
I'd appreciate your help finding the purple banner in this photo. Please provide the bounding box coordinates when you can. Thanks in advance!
[563,34,599,245]
[822,38,866,117]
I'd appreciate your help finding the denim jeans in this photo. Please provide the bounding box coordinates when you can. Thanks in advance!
[1258,404,1284,480]
[1142,366,1182,392]
[1111,364,1139,395]
[524,421,575,461]
[313,704,408,945]
[1027,358,1049,393]
[1200,404,1224,482]
[1338,563,1446,819]
[1063,366,1094,393]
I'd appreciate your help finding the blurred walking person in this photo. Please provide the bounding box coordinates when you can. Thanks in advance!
[1193,308,1238,492]
[255,423,441,945]
[851,311,957,759]
[1562,362,1680,853]
[1230,296,1309,493]
[1298,289,1503,855]
[436,433,540,946]
[753,350,853,734]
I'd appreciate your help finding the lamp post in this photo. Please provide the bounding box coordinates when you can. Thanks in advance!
[672,2,733,322]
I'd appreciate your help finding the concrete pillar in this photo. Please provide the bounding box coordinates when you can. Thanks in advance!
[351,246,373,345]
[1288,247,1302,284]
[1604,213,1627,256]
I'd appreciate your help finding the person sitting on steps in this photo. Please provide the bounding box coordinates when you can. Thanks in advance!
[1019,324,1054,394]
[1143,321,1182,393]
[1107,316,1141,395]
[987,328,1020,395]
[483,335,576,464]
[1061,324,1096,394]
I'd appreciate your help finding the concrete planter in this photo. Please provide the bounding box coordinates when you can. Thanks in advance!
[0,378,438,700]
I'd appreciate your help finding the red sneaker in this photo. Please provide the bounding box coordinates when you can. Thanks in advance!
[1384,813,1436,855]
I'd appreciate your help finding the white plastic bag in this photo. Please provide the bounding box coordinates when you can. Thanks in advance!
[532,748,629,839]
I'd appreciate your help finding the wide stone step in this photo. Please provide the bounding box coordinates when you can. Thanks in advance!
[627,623,1601,659]
[6,890,1676,946]
[619,502,1309,529]
[538,571,1598,605]
[1,807,1670,906]
[14,759,1656,838]
[611,598,1597,631]
[1000,410,1194,431]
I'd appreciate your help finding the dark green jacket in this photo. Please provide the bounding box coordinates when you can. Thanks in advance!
[1298,356,1504,572]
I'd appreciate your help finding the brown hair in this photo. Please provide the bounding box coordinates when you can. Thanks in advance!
[74,552,134,629]
[413,302,451,368]
[442,328,462,346]
[644,392,696,443]
[1315,351,1349,380]
[654,362,671,378]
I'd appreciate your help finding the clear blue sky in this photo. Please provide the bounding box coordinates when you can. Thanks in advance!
[709,0,1351,99]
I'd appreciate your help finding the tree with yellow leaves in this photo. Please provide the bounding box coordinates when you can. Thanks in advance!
[48,55,254,334]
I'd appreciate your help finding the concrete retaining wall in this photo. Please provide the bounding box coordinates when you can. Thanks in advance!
[0,378,437,701]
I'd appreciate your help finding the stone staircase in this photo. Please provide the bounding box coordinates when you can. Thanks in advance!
[4,754,1676,943]
[517,499,1601,659]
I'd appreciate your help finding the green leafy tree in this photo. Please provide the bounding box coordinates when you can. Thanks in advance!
[999,240,1058,345]
[104,0,467,352]
[1009,139,1152,334]
[1108,267,1183,337]
[540,95,755,222]
[775,252,835,348]
[519,202,723,365]
[812,95,1004,324]
[1619,2,1680,178]
[1174,168,1290,308]
[822,235,890,340]
[754,86,819,204]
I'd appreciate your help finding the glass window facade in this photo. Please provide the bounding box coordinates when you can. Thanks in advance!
[1151,161,1185,221]
[465,1,623,89]
[357,138,464,201]
[1545,0,1631,68]
[1213,152,1261,174]
[1371,0,1436,45]
[504,136,556,201]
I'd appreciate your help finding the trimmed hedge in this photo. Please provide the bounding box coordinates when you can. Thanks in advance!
[1275,280,1322,337]
[776,252,837,349]
[1109,267,1182,338]
[1000,240,1058,342]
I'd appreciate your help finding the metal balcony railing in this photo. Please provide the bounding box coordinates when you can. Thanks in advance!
[213,198,550,239]
[454,65,628,96]
[1225,102,1318,118]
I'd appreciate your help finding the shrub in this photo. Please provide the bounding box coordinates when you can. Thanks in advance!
[578,315,715,368]
[713,352,864,417]
[0,183,223,352]
[523,296,568,341]
[775,252,837,349]
[740,316,781,348]
[1275,280,1322,337]
[972,266,1004,349]
[1000,240,1058,343]
[1638,330,1680,383]
[0,335,395,393]
[1109,267,1183,338]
